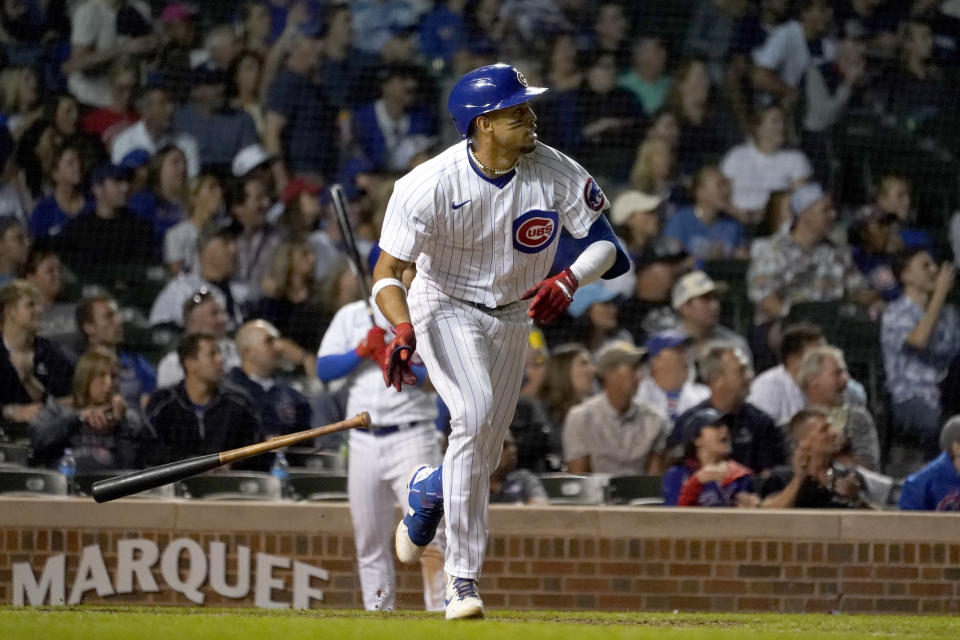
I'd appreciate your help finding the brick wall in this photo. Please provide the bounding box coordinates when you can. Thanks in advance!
[2,499,959,614]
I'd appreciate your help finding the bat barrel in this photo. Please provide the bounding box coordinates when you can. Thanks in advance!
[91,454,221,503]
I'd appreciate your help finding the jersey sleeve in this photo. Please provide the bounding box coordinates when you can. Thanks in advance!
[377,176,437,262]
[317,305,359,357]
[548,148,605,239]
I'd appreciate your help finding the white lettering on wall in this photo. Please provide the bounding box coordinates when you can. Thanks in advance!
[254,553,290,609]
[68,545,115,605]
[292,561,330,610]
[160,538,207,604]
[13,554,64,606]
[209,542,250,598]
[116,539,160,594]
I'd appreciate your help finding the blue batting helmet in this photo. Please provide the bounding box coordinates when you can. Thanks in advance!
[447,63,548,139]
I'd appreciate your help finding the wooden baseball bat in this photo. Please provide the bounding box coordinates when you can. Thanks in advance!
[329,183,376,325]
[91,412,371,503]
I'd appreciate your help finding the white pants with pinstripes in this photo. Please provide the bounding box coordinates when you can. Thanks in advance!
[409,278,531,580]
[347,426,445,611]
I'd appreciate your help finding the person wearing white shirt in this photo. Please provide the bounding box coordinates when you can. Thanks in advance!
[721,104,812,216]
[751,0,835,105]
[111,85,200,177]
[635,330,710,427]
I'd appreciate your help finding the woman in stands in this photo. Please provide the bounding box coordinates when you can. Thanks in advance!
[163,173,223,275]
[23,248,77,347]
[28,141,93,241]
[31,346,147,471]
[254,240,329,353]
[538,343,597,443]
[129,144,190,250]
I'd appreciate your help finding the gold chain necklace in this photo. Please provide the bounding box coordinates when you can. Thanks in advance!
[469,144,516,175]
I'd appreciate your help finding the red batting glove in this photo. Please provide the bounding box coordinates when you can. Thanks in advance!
[521,268,579,324]
[356,326,387,361]
[382,322,418,391]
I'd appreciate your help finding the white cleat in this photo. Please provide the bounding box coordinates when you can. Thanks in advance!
[395,465,442,565]
[395,510,426,565]
[444,577,484,620]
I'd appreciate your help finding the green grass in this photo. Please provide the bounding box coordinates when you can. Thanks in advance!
[3,607,959,640]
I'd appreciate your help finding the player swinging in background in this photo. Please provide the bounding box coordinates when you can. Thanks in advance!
[372,63,632,619]
[316,247,446,612]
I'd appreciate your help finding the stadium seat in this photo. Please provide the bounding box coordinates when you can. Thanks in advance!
[605,475,664,506]
[0,443,29,467]
[178,472,281,501]
[0,469,67,497]
[74,470,176,499]
[538,473,607,505]
[283,448,346,473]
[287,472,348,501]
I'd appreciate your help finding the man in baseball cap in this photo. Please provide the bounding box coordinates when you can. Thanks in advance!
[620,236,691,341]
[636,329,710,428]
[671,270,751,364]
[899,415,960,510]
[610,190,662,258]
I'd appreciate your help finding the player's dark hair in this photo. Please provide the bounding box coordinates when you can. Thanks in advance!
[779,322,824,364]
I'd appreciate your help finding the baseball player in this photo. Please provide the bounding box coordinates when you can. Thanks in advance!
[316,251,445,612]
[371,63,631,619]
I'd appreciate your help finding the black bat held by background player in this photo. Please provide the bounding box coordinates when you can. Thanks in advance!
[91,412,372,503]
[329,183,375,325]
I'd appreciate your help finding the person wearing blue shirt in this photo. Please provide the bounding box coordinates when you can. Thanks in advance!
[418,0,466,65]
[899,416,960,511]
[663,166,744,261]
[29,142,93,241]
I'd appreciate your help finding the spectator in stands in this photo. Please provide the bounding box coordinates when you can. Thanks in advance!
[563,341,668,475]
[29,141,94,242]
[316,4,378,110]
[0,280,74,426]
[645,108,680,151]
[145,332,263,467]
[618,35,671,116]
[18,93,80,198]
[149,222,247,330]
[538,343,596,436]
[278,177,352,282]
[542,32,582,94]
[665,165,746,256]
[156,288,240,388]
[200,24,242,72]
[628,136,680,213]
[747,184,877,358]
[899,416,960,511]
[350,0,421,56]
[154,2,198,103]
[747,321,826,427]
[0,66,42,140]
[587,3,631,69]
[683,0,750,85]
[882,249,960,459]
[797,345,879,469]
[173,63,260,172]
[674,343,786,476]
[164,173,223,275]
[226,319,311,438]
[255,240,329,353]
[128,144,189,245]
[513,329,558,472]
[490,431,548,504]
[802,23,868,180]
[111,85,201,178]
[57,163,155,277]
[670,270,752,362]
[879,19,958,126]
[240,1,272,54]
[667,407,760,507]
[64,0,157,108]
[419,0,468,67]
[228,50,267,137]
[229,174,280,301]
[0,216,28,286]
[0,129,28,224]
[721,104,812,219]
[620,236,692,342]
[833,0,901,52]
[31,346,148,471]
[760,407,865,508]
[869,174,931,251]
[635,330,710,428]
[666,58,736,181]
[610,190,662,261]
[264,30,339,189]
[751,0,834,107]
[752,189,792,255]
[849,205,902,303]
[351,64,436,173]
[24,248,76,348]
[76,294,156,410]
[546,281,631,355]
[80,59,140,148]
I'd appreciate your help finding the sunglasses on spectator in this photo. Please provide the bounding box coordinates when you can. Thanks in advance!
[182,287,214,317]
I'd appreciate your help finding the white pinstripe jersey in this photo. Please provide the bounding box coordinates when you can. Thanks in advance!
[379,140,607,307]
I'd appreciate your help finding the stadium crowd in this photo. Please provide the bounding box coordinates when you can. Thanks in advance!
[1,0,960,511]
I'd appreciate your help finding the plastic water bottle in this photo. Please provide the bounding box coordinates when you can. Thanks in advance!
[57,448,77,495]
[271,451,290,498]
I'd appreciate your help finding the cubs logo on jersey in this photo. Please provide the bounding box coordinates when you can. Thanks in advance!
[512,210,558,254]
[584,177,606,212]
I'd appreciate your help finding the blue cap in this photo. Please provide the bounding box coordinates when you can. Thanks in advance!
[567,281,618,318]
[119,148,151,170]
[679,407,729,444]
[643,330,691,359]
[90,162,131,185]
